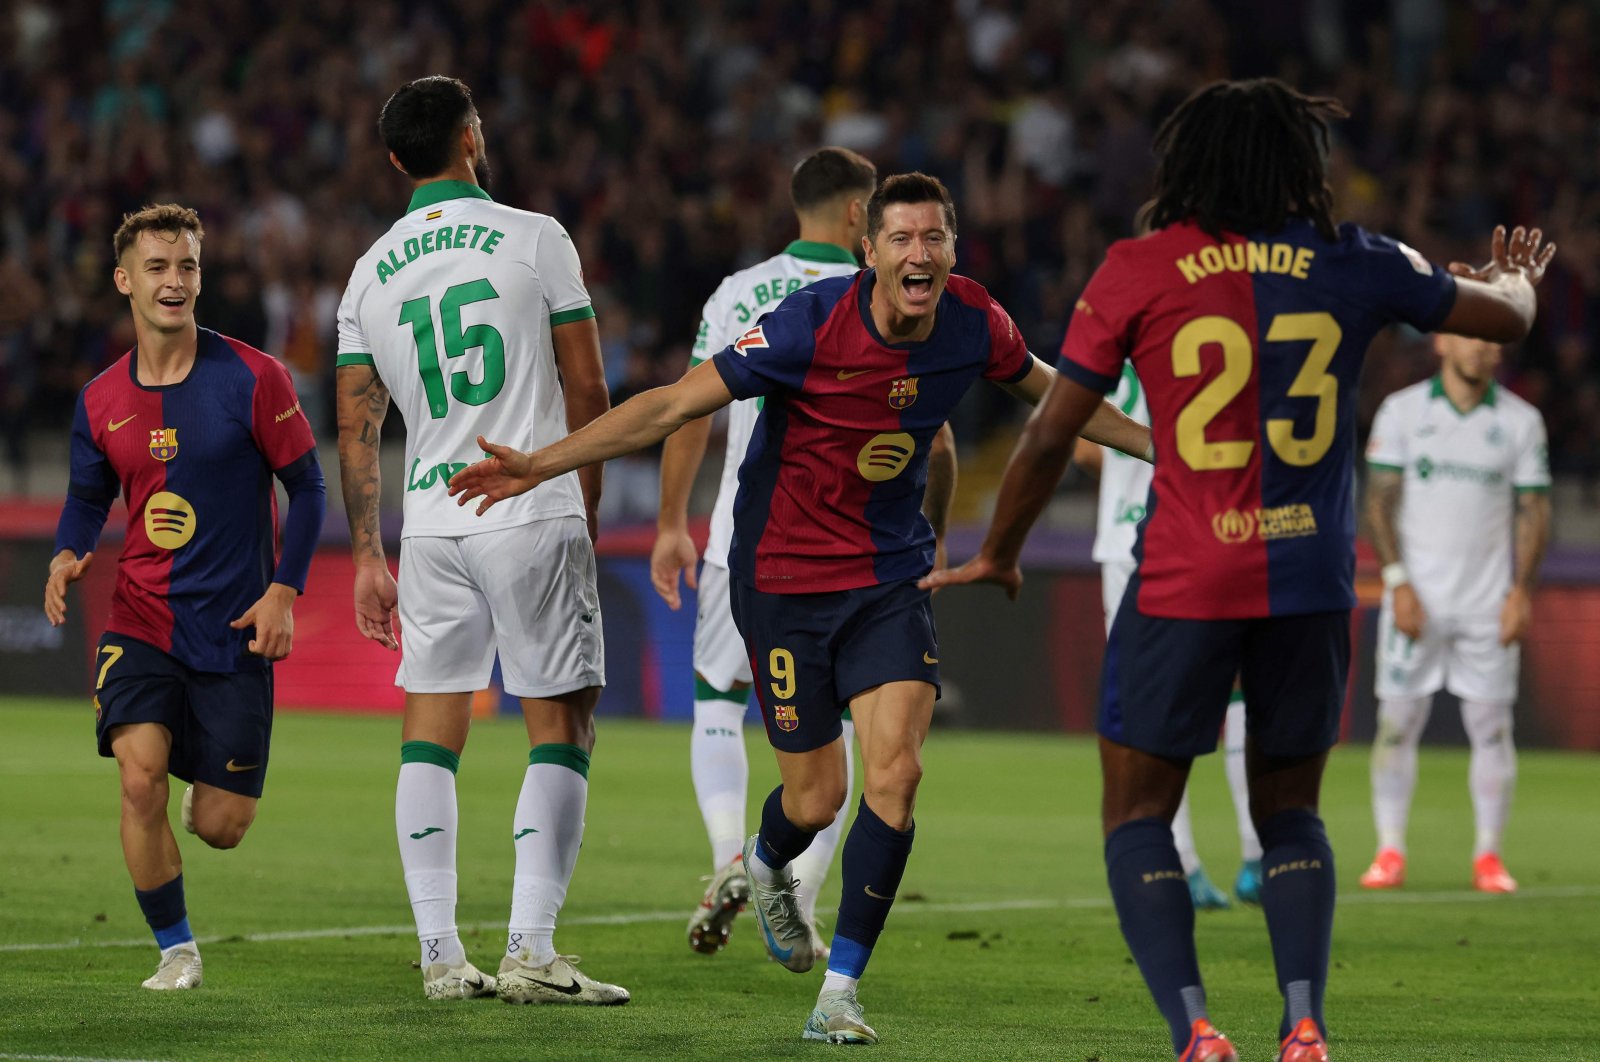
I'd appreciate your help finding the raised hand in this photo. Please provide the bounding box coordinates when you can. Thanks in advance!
[1448,225,1557,287]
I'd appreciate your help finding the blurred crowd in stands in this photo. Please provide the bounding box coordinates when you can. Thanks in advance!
[2,0,1598,510]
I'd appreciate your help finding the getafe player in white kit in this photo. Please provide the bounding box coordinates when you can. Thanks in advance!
[335,76,625,1003]
[651,148,878,957]
[1075,364,1263,908]
[1360,332,1550,894]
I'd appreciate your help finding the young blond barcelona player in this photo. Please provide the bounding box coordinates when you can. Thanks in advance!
[927,79,1554,1062]
[451,172,1151,1044]
[1360,332,1550,894]
[652,147,883,959]
[45,204,325,990]
[335,76,622,1004]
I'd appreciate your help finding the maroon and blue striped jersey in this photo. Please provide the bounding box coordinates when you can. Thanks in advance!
[62,329,319,671]
[1059,219,1457,619]
[712,269,1031,593]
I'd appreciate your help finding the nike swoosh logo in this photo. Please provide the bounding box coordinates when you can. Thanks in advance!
[527,976,583,996]
[923,652,938,664]
[108,415,138,432]
[514,828,539,839]
[409,826,445,839]
[224,759,258,772]
[758,918,794,961]
[864,885,896,900]
[836,369,870,380]
[462,975,485,991]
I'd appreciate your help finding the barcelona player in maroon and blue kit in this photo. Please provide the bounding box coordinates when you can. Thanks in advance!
[931,81,1554,1062]
[44,205,326,991]
[448,173,1152,1044]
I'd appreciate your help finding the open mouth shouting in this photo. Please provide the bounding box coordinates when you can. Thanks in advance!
[902,272,935,305]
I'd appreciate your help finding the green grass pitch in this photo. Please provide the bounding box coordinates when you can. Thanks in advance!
[0,699,1595,1060]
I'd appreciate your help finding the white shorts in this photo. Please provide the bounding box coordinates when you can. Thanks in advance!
[1375,598,1518,702]
[693,561,752,692]
[396,517,605,698]
[1101,557,1136,637]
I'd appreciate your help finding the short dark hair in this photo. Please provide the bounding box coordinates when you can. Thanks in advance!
[790,147,878,213]
[379,76,476,179]
[113,203,204,262]
[1138,78,1347,241]
[866,172,957,239]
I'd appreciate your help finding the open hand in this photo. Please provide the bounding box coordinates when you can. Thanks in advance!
[1448,225,1557,287]
[43,550,93,626]
[919,552,1023,600]
[353,560,400,650]
[447,435,541,516]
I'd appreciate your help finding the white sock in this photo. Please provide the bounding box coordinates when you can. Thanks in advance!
[795,720,855,923]
[160,940,199,960]
[1371,696,1432,854]
[1223,699,1262,861]
[396,757,465,969]
[507,748,590,967]
[1460,699,1516,857]
[1170,788,1201,876]
[821,969,859,994]
[691,695,749,868]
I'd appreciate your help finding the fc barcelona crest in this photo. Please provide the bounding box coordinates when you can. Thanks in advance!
[149,427,179,462]
[773,704,799,732]
[888,376,919,409]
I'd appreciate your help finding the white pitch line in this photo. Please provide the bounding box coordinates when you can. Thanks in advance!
[4,885,1595,955]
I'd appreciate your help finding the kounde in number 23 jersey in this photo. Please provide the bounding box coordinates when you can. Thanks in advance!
[336,181,592,538]
[1057,219,1458,620]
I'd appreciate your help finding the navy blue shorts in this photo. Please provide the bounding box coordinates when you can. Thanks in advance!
[730,576,939,753]
[1100,574,1350,760]
[93,633,274,798]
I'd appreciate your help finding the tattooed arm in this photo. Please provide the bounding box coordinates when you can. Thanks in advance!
[336,364,399,650]
[1365,466,1425,640]
[1502,490,1551,645]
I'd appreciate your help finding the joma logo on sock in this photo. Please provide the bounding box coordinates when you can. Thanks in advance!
[1267,858,1324,878]
[409,827,445,840]
[1142,870,1185,884]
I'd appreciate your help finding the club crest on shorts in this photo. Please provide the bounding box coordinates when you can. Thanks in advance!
[888,376,919,409]
[148,427,179,462]
[772,704,799,732]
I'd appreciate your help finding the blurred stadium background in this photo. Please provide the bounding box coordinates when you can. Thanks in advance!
[1,0,1598,752]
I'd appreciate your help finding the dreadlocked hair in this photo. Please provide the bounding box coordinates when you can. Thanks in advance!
[1137,78,1348,242]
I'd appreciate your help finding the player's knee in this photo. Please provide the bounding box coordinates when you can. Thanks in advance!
[788,783,848,832]
[118,768,168,821]
[196,810,254,850]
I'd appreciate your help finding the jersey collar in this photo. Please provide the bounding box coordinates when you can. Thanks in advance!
[783,239,858,265]
[1430,373,1497,415]
[406,180,493,214]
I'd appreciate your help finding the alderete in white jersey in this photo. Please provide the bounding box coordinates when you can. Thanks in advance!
[336,181,593,537]
[1091,363,1153,564]
[1366,376,1550,617]
[690,240,860,568]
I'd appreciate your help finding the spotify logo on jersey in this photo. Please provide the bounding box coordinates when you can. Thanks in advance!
[857,433,915,482]
[145,491,197,549]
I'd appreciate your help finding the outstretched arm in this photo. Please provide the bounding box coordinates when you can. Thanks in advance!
[1000,356,1152,461]
[449,358,736,516]
[923,376,1105,598]
[335,364,400,650]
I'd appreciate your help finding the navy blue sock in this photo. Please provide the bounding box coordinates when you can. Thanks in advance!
[1258,808,1336,1040]
[831,797,914,978]
[755,786,817,869]
[1105,817,1205,1054]
[134,873,193,951]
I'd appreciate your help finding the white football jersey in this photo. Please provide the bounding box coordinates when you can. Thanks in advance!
[336,182,592,537]
[1366,376,1550,617]
[689,240,860,568]
[1091,363,1153,564]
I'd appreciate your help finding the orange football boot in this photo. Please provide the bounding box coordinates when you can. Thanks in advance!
[1179,1019,1239,1062]
[1358,847,1405,889]
[1278,1017,1329,1061]
[1473,852,1517,893]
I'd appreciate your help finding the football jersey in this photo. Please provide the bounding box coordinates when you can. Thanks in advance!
[712,269,1032,593]
[336,181,592,537]
[1060,219,1458,619]
[1092,363,1153,564]
[1367,376,1549,616]
[65,330,318,672]
[690,240,860,569]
